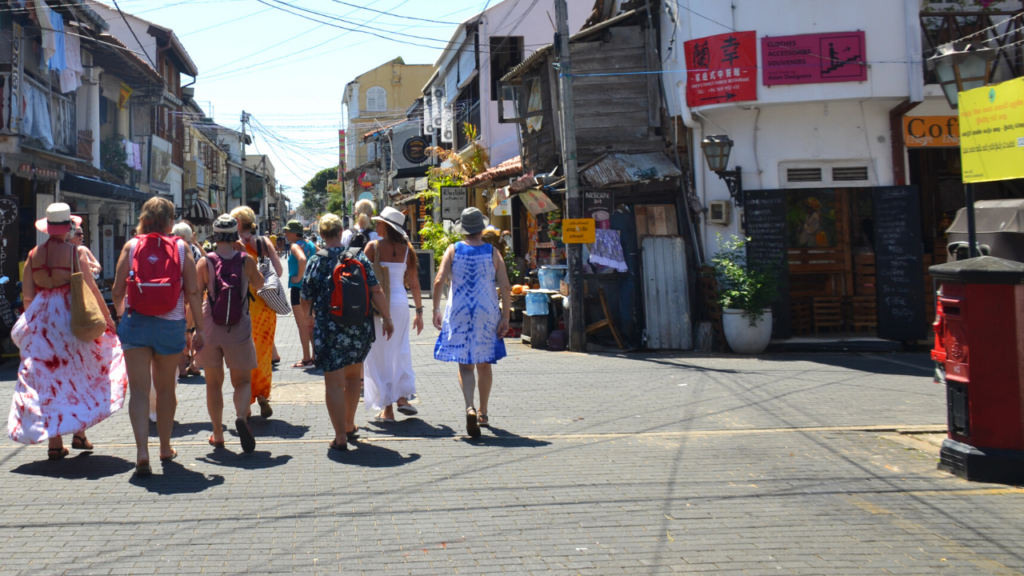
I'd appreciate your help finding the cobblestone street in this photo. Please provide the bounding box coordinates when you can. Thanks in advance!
[1,305,1023,575]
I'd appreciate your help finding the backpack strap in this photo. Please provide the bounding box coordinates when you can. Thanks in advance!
[205,252,220,304]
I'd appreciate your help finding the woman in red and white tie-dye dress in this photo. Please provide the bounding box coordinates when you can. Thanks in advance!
[7,203,126,459]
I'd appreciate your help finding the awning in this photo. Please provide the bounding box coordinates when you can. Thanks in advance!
[578,152,682,188]
[61,173,150,203]
[186,198,215,224]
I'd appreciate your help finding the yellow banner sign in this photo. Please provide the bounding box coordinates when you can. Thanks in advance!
[959,77,1024,183]
[903,116,960,147]
[562,218,596,244]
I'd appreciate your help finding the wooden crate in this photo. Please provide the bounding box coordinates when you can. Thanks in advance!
[812,297,843,333]
[791,298,812,336]
[848,296,877,332]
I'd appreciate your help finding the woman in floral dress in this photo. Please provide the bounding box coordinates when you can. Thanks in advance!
[299,214,394,451]
[8,203,126,459]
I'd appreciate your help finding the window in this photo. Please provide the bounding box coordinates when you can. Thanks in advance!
[366,86,387,112]
[490,36,524,100]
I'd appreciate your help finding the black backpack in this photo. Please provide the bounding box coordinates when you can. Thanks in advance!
[322,248,374,328]
[348,227,372,250]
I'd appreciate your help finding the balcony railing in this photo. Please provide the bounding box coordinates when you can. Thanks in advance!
[921,10,1024,84]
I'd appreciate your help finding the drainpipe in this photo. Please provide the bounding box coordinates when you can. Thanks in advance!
[889,99,919,186]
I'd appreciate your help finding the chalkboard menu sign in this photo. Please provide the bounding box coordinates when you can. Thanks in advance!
[744,190,791,339]
[415,249,434,296]
[872,186,927,341]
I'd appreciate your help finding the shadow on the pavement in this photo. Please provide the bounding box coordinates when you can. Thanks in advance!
[243,418,311,440]
[176,374,207,385]
[128,459,225,494]
[196,449,293,469]
[328,441,421,468]
[150,420,214,439]
[462,426,552,448]
[622,355,742,374]
[10,452,135,480]
[767,353,933,377]
[367,418,457,438]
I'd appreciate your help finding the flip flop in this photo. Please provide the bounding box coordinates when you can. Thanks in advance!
[477,413,490,427]
[47,447,69,460]
[208,436,225,448]
[291,359,315,368]
[396,404,418,416]
[159,449,177,462]
[347,426,360,440]
[329,439,348,452]
[236,418,256,453]
[135,461,152,477]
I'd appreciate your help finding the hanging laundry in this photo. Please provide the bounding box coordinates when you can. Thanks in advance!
[33,0,57,70]
[59,32,82,93]
[48,9,66,72]
[133,142,142,170]
[19,85,33,139]
[21,83,54,149]
[123,139,134,168]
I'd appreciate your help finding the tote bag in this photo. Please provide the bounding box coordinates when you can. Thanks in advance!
[255,237,292,315]
[70,246,107,341]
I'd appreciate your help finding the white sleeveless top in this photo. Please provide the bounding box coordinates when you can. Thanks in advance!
[128,237,187,321]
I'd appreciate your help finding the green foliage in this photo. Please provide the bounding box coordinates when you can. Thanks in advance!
[416,175,462,268]
[709,234,779,326]
[100,136,130,180]
[300,167,337,219]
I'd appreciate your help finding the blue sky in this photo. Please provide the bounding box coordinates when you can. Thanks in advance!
[114,0,494,205]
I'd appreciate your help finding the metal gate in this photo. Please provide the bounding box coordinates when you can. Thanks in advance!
[641,236,691,350]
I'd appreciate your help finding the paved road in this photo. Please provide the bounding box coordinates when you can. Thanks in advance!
[1,302,1022,575]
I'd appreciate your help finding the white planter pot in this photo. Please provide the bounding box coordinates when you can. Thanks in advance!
[722,308,773,354]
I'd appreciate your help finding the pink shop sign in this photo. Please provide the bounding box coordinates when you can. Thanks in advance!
[761,31,867,86]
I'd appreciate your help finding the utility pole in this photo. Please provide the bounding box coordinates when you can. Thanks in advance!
[555,0,585,353]
[240,110,248,211]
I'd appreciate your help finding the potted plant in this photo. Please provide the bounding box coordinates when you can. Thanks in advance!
[709,235,779,354]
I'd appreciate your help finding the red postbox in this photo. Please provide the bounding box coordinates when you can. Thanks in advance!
[930,256,1024,484]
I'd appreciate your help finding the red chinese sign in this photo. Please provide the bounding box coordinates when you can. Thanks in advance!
[685,31,757,107]
[762,31,867,86]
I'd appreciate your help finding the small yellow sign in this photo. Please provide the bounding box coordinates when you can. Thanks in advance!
[562,218,596,244]
[959,77,1024,184]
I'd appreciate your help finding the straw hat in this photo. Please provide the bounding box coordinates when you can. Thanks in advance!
[372,206,408,239]
[35,203,81,236]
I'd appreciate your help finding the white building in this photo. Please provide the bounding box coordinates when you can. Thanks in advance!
[424,0,591,165]
[660,0,1023,340]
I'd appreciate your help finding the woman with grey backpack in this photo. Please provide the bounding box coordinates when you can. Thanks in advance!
[194,215,265,453]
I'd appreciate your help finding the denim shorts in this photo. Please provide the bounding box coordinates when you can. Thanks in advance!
[117,312,187,356]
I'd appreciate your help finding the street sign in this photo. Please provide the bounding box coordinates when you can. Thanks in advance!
[959,77,1024,183]
[562,218,596,244]
[440,186,467,221]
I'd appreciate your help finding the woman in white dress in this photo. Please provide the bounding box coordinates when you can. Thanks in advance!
[362,207,423,422]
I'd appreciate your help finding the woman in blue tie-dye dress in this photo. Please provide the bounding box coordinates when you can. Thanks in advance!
[432,208,512,437]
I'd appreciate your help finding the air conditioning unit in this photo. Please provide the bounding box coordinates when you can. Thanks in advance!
[708,200,731,225]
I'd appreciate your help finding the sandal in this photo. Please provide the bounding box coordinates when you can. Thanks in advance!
[236,418,256,454]
[466,408,481,438]
[71,434,94,450]
[135,461,152,477]
[477,413,490,427]
[347,426,360,440]
[185,369,202,378]
[47,447,69,460]
[292,359,315,368]
[257,396,273,419]
[208,436,225,448]
[159,449,177,462]
[329,439,348,452]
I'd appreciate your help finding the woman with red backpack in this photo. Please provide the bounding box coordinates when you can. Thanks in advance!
[194,215,265,453]
[299,213,394,451]
[113,197,205,477]
[230,206,283,419]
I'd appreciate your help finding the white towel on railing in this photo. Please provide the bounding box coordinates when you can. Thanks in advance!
[59,33,82,94]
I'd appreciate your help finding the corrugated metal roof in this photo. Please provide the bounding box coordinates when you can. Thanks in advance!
[579,152,682,188]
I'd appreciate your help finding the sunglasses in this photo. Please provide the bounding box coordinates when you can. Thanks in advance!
[74,232,84,237]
